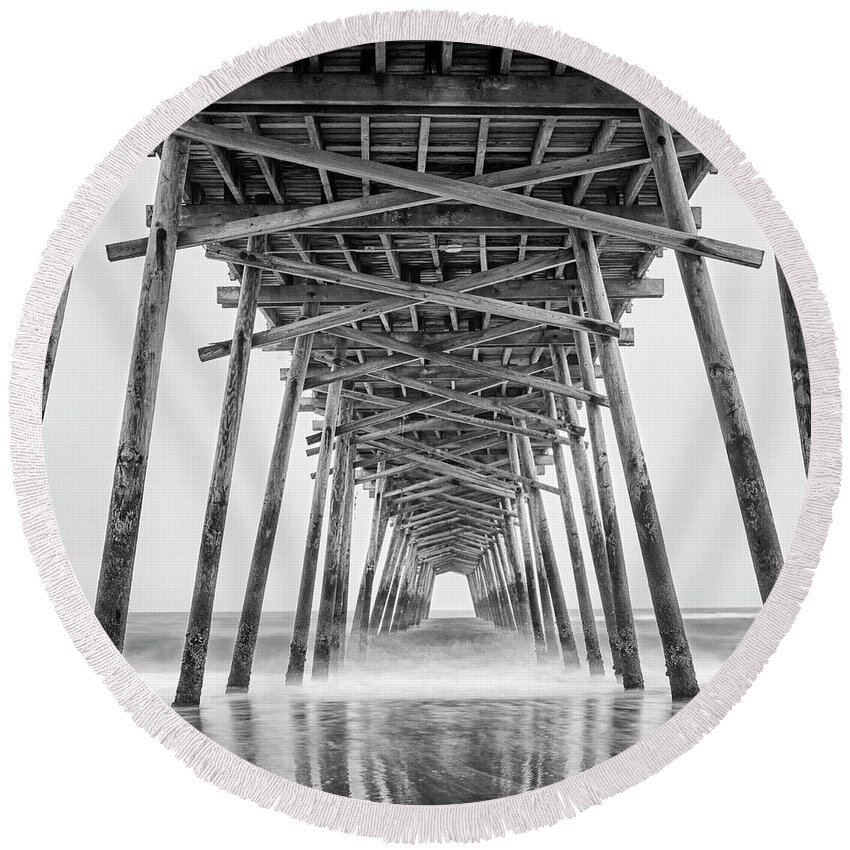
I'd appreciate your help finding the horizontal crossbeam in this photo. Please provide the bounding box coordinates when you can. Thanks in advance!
[175,120,763,267]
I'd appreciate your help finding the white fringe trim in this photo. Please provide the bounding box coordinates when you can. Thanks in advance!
[8,10,841,843]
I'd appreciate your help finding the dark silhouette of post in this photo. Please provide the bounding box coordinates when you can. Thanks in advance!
[42,271,72,419]
[572,318,644,689]
[570,225,698,699]
[227,301,319,693]
[351,470,389,651]
[516,425,581,668]
[285,343,348,685]
[331,452,356,666]
[313,397,354,679]
[642,109,783,602]
[775,259,811,473]
[96,135,190,651]
[545,392,604,673]
[550,347,622,672]
[174,235,268,707]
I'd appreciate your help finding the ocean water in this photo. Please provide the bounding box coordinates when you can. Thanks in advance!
[125,610,755,805]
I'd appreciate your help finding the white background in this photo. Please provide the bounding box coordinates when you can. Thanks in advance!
[1,1,846,847]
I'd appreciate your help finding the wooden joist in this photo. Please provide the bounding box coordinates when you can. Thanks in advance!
[205,72,640,115]
[174,120,763,268]
[160,201,702,232]
[107,139,698,261]
[204,246,621,338]
[199,249,576,362]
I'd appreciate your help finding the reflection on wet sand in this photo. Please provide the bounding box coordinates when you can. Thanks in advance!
[177,689,669,805]
[143,612,752,805]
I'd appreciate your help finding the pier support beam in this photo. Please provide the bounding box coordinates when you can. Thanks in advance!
[313,397,354,679]
[174,235,268,706]
[351,470,389,651]
[642,110,783,602]
[227,302,318,693]
[331,452,356,667]
[500,503,531,634]
[497,525,529,632]
[550,347,622,672]
[545,392,604,673]
[516,427,581,667]
[286,343,348,685]
[95,135,190,651]
[507,449,548,658]
[571,225,698,699]
[573,320,644,688]
[775,259,811,473]
[42,270,72,419]
[368,522,402,633]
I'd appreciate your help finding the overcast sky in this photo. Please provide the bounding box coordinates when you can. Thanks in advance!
[43,159,805,614]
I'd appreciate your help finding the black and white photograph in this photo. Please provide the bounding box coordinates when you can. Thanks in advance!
[40,36,810,808]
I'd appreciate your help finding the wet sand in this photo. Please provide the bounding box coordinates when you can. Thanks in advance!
[126,611,755,804]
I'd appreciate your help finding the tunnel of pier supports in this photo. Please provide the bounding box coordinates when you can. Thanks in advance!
[55,40,812,706]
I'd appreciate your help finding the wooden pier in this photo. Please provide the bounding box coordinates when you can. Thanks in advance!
[48,41,809,706]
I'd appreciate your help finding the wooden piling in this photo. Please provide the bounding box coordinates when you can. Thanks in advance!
[285,343,348,685]
[499,505,531,634]
[515,427,581,667]
[331,453,356,666]
[775,259,811,473]
[227,301,319,693]
[545,392,604,674]
[42,271,72,419]
[506,446,548,658]
[173,235,268,706]
[351,469,389,651]
[95,135,191,652]
[313,396,354,679]
[573,321,644,689]
[571,225,698,699]
[379,532,410,634]
[528,511,560,658]
[368,522,403,634]
[642,110,783,602]
[497,525,529,632]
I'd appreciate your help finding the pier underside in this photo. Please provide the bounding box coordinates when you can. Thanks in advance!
[48,40,808,711]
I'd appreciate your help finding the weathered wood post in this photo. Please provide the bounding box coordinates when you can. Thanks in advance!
[573,319,644,689]
[528,509,562,659]
[642,110,783,602]
[468,573,482,618]
[227,302,319,693]
[474,566,493,622]
[95,135,190,651]
[775,259,811,473]
[515,427,581,668]
[489,545,516,630]
[570,225,698,699]
[43,270,72,419]
[484,550,507,628]
[550,347,622,672]
[313,397,354,679]
[497,526,529,632]
[545,393,604,673]
[506,445,548,658]
[285,343,348,685]
[351,470,389,650]
[389,543,416,633]
[494,539,520,631]
[499,506,532,633]
[368,521,403,634]
[173,235,268,707]
[380,532,410,634]
[331,453,356,666]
